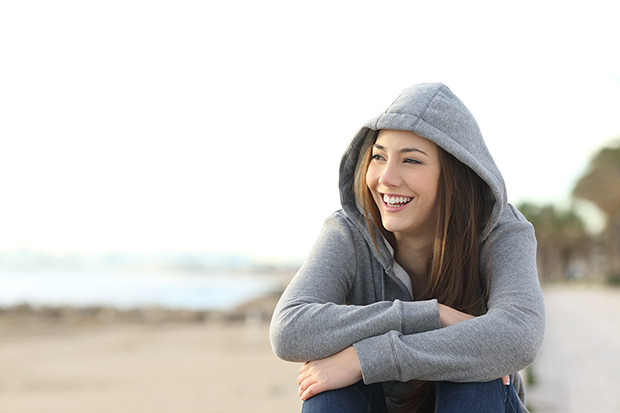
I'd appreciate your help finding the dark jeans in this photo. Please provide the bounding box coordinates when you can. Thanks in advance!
[301,378,523,413]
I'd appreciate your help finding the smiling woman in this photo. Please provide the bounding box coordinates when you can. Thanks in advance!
[269,83,545,413]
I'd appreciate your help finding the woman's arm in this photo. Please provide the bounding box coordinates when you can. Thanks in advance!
[296,307,510,400]
[353,206,545,384]
[269,212,441,362]
[295,307,469,401]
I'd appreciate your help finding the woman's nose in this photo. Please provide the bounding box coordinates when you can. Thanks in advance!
[378,162,401,187]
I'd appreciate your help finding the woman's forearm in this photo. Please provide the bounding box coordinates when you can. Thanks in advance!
[270,297,441,362]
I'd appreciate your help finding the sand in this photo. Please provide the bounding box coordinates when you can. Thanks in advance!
[4,284,619,413]
[0,319,303,413]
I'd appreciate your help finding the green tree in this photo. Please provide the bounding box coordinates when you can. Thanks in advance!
[573,140,620,276]
[518,203,591,281]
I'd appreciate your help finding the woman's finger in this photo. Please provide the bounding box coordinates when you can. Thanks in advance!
[298,375,309,397]
[298,375,318,399]
[298,362,310,374]
[298,378,305,398]
[297,366,313,385]
[502,375,510,385]
[301,382,324,401]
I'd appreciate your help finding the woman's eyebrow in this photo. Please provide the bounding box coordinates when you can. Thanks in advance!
[401,147,429,157]
[373,144,429,157]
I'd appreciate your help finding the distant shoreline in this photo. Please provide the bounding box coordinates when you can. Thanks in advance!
[0,289,285,326]
[0,270,294,317]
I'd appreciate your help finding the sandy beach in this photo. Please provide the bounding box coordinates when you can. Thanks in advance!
[0,318,303,413]
[3,284,619,413]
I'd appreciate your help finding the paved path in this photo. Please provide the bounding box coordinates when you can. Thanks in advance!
[526,284,620,412]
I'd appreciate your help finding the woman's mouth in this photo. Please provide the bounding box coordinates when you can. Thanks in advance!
[382,194,413,208]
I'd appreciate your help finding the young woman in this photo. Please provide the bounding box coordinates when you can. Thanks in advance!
[270,83,545,412]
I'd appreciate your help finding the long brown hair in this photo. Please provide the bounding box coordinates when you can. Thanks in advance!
[354,131,494,412]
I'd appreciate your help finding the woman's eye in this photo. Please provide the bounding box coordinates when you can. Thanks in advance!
[404,158,422,165]
[371,154,384,161]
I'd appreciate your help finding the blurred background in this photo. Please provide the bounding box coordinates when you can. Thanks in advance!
[1,1,619,412]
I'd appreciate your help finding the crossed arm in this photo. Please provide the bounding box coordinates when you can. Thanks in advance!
[296,305,511,400]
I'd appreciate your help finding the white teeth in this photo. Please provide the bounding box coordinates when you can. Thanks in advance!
[383,194,412,207]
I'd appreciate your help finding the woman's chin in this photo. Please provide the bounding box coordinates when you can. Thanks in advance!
[381,220,409,234]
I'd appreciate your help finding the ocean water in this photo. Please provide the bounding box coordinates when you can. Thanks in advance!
[0,270,281,311]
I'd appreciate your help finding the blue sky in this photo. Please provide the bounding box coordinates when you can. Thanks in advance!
[1,1,619,261]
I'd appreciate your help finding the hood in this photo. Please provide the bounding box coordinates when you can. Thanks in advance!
[339,83,507,269]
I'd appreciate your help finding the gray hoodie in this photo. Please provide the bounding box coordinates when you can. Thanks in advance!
[270,83,545,412]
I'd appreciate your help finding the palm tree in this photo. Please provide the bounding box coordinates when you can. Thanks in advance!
[573,140,620,276]
[518,203,591,280]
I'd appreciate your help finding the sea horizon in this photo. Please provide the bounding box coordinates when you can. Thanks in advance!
[0,269,286,311]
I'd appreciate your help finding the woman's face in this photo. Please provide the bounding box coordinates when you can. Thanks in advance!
[366,129,441,239]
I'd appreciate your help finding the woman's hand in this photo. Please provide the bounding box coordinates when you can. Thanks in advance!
[438,303,511,386]
[297,346,362,401]
[437,303,475,327]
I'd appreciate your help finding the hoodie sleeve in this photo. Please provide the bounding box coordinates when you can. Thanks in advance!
[269,213,441,362]
[352,205,546,383]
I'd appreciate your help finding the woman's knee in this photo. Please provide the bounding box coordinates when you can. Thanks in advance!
[301,381,387,413]
[435,379,522,413]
